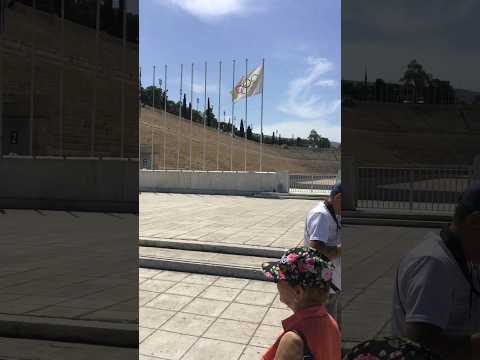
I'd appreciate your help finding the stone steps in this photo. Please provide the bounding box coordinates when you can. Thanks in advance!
[139,246,278,281]
[139,237,286,258]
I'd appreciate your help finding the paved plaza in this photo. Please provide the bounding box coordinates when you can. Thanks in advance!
[140,269,288,360]
[0,209,138,349]
[140,193,313,248]
[140,193,438,356]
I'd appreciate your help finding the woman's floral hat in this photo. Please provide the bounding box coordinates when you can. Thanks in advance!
[343,337,443,360]
[261,246,335,289]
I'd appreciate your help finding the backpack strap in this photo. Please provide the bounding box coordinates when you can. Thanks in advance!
[395,267,406,316]
[290,330,314,360]
[324,201,340,231]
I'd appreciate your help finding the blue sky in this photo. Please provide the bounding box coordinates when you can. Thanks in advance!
[343,0,480,92]
[140,0,340,142]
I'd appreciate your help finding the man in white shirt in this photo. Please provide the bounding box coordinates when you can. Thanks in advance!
[392,181,480,360]
[304,183,342,327]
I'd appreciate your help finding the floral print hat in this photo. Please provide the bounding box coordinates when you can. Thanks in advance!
[261,246,335,289]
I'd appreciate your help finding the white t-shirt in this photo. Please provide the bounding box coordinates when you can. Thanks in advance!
[303,201,341,292]
[392,232,480,336]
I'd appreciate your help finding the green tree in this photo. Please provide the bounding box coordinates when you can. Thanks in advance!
[400,60,432,102]
[400,60,432,88]
[246,125,253,140]
[239,120,245,137]
[182,94,188,119]
[205,97,216,127]
[308,129,321,145]
[318,137,331,148]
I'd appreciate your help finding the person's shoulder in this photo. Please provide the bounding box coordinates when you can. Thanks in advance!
[399,248,454,286]
[307,203,329,218]
[402,231,451,265]
[277,331,304,358]
[281,331,304,346]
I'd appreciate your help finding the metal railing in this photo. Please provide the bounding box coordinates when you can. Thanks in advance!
[289,174,337,194]
[356,165,474,212]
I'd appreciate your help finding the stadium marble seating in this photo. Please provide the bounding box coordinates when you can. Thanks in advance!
[3,3,138,158]
[343,102,480,166]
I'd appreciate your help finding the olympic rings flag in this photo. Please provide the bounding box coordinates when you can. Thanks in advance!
[231,62,264,102]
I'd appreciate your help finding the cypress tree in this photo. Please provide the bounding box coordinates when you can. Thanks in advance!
[239,120,245,137]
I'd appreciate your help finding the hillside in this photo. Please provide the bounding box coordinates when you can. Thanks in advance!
[140,107,339,173]
[342,101,480,166]
[3,2,138,158]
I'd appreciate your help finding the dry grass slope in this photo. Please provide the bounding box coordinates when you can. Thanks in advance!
[342,102,480,165]
[140,107,339,173]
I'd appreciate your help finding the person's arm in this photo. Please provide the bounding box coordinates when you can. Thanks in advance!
[274,331,304,360]
[309,240,341,259]
[404,322,479,360]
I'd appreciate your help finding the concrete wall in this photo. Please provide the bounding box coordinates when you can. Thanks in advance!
[0,158,138,212]
[140,170,289,195]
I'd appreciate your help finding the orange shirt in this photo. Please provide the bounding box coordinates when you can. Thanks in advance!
[261,304,341,360]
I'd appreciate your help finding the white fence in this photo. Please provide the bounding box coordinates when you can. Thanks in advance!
[289,174,337,195]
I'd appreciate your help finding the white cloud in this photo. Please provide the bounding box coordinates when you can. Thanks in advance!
[157,0,264,21]
[315,80,337,87]
[278,56,340,120]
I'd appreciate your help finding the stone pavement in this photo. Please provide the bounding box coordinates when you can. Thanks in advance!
[341,224,433,347]
[140,193,312,248]
[140,193,441,353]
[140,269,289,360]
[0,209,138,346]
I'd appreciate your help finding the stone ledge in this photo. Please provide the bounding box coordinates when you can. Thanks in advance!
[0,314,138,348]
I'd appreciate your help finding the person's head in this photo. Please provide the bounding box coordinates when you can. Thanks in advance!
[262,247,334,312]
[451,181,480,263]
[329,183,343,202]
[328,183,343,214]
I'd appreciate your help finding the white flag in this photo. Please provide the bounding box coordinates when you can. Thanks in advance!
[231,63,263,102]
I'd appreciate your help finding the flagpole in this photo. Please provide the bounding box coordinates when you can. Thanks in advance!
[217,60,221,171]
[244,58,248,172]
[177,63,183,169]
[260,58,264,172]
[230,59,235,171]
[203,61,207,170]
[163,64,167,170]
[151,65,155,169]
[138,66,141,167]
[189,63,194,170]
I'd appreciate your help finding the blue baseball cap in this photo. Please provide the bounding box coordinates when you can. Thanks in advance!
[459,181,480,213]
[330,183,343,197]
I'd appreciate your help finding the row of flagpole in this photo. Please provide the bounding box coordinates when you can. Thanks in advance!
[143,59,264,172]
